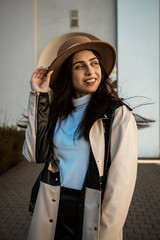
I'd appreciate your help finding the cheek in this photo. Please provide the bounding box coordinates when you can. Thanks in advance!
[72,71,82,85]
[72,78,77,89]
[72,72,77,85]
[98,69,102,81]
[72,74,80,91]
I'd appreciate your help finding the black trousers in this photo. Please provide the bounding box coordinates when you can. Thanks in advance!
[54,187,81,240]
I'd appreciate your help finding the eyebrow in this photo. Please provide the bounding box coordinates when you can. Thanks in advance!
[72,57,98,67]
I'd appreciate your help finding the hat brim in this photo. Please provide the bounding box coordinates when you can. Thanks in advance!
[49,40,116,89]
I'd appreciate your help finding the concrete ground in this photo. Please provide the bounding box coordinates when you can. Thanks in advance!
[0,159,160,240]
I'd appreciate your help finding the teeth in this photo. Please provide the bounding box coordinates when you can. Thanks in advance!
[86,79,96,83]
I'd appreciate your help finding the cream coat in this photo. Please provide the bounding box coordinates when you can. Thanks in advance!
[23,92,138,240]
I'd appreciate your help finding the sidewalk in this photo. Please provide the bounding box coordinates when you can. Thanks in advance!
[0,159,160,240]
[123,161,160,240]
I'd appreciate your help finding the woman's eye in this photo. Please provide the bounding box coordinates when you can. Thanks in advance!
[75,65,83,70]
[92,61,99,65]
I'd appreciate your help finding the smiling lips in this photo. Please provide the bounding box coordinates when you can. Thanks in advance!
[85,78,96,83]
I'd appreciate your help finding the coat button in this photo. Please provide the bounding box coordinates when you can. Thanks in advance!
[49,219,54,223]
[94,227,98,231]
[55,178,58,181]
[52,198,56,202]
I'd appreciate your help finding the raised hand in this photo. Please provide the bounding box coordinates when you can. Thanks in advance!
[30,67,53,92]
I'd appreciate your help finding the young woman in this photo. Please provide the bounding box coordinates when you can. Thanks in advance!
[23,36,138,240]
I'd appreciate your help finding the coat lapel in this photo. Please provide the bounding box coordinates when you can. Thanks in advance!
[89,118,105,177]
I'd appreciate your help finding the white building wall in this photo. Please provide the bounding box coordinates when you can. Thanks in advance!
[117,0,159,158]
[36,0,117,60]
[0,0,35,125]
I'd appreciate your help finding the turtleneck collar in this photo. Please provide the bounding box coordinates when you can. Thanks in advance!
[72,94,91,108]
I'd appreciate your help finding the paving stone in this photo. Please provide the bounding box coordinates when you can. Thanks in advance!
[123,163,160,240]
[0,160,160,240]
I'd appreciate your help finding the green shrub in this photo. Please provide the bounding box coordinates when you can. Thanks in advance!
[0,126,25,174]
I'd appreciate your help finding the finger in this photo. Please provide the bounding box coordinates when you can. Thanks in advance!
[45,70,53,84]
[33,67,48,75]
[33,68,48,79]
[48,70,54,76]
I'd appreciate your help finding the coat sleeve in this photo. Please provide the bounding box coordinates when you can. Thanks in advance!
[22,91,52,163]
[100,105,138,240]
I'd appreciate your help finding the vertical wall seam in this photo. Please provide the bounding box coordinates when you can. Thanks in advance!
[159,0,160,158]
[34,0,38,68]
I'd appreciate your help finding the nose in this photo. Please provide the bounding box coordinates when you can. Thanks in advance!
[85,65,94,75]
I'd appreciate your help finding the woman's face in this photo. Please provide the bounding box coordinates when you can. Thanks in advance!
[71,50,102,98]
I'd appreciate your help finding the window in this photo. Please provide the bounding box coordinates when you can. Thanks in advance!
[70,10,79,28]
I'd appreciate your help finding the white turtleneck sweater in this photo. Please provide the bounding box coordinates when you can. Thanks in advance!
[53,94,91,190]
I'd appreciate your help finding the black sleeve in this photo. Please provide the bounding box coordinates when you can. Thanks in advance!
[36,92,52,163]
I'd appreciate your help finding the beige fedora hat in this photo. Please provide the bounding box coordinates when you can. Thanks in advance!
[49,35,116,88]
